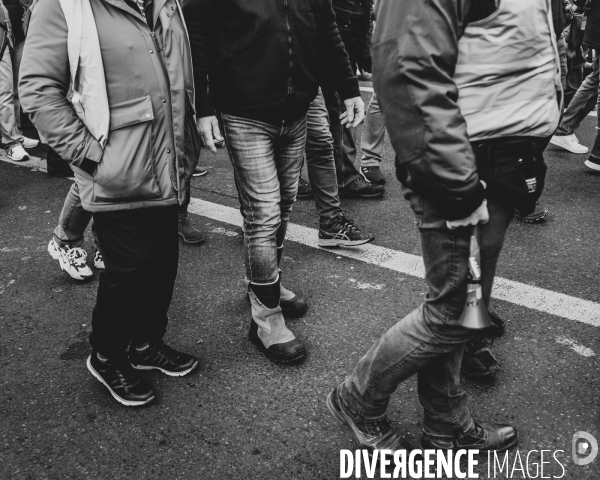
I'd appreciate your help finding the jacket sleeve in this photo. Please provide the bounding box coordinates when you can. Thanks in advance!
[317,0,360,101]
[372,0,484,221]
[182,0,215,118]
[18,0,103,167]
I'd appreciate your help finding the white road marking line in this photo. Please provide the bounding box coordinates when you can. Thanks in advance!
[348,278,385,290]
[4,154,600,327]
[555,336,596,357]
[187,198,600,327]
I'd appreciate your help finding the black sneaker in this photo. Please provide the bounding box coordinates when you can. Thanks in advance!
[87,352,155,407]
[421,422,518,452]
[297,177,313,199]
[326,387,410,454]
[339,176,384,199]
[361,166,386,185]
[129,341,199,377]
[585,154,600,172]
[461,336,500,378]
[319,213,374,248]
[514,202,548,223]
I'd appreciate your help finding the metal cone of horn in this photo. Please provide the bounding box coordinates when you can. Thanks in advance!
[458,225,493,330]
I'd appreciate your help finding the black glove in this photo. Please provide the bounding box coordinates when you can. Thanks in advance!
[358,56,372,74]
[80,158,98,176]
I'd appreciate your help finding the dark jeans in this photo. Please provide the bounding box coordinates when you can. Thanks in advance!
[89,205,179,358]
[322,86,362,188]
[305,89,344,226]
[340,195,512,441]
[221,113,306,283]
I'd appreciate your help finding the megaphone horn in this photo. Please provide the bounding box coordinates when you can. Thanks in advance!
[458,225,492,330]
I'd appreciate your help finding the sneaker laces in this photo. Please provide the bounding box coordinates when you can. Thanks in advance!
[66,247,87,267]
[331,214,360,234]
[353,176,371,188]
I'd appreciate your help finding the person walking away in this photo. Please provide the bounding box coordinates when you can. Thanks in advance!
[327,0,560,454]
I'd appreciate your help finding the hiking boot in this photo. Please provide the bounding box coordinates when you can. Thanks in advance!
[48,238,93,281]
[421,422,518,452]
[319,212,374,248]
[280,282,308,319]
[549,134,588,154]
[87,352,155,407]
[361,166,386,185]
[92,248,105,270]
[339,176,384,199]
[129,340,199,377]
[7,144,29,161]
[178,214,206,245]
[247,279,306,364]
[462,336,500,378]
[297,176,313,199]
[514,202,548,223]
[326,387,410,454]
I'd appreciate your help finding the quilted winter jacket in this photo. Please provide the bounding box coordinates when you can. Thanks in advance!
[19,0,201,212]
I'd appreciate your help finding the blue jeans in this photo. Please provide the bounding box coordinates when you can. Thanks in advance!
[221,113,307,283]
[306,90,343,226]
[556,50,600,135]
[339,196,512,442]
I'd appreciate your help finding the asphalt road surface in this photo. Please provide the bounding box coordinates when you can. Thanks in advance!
[1,87,600,480]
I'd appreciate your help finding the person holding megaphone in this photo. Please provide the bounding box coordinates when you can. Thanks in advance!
[327,0,561,455]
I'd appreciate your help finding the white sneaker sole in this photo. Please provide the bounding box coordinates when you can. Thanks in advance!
[585,160,600,171]
[48,240,60,260]
[549,138,588,154]
[318,237,374,248]
[8,154,29,162]
[131,360,199,377]
[86,355,155,407]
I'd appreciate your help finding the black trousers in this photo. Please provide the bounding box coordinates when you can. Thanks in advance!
[89,205,179,358]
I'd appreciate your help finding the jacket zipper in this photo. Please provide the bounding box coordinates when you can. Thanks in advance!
[283,0,293,95]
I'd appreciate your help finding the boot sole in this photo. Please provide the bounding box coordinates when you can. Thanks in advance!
[339,191,384,199]
[178,232,206,245]
[131,361,199,377]
[248,328,306,364]
[86,356,155,407]
[421,432,519,454]
[318,236,374,248]
[514,209,548,224]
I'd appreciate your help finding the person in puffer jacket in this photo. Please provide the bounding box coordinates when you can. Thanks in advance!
[19,0,202,407]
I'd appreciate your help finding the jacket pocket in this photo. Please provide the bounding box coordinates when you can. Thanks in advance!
[93,95,161,202]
